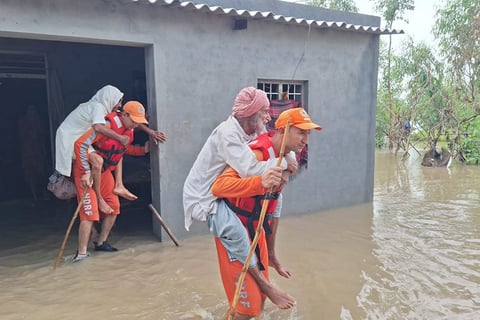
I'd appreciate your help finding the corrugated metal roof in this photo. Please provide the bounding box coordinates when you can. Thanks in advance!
[129,0,403,35]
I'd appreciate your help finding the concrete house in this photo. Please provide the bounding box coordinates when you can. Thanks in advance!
[0,0,399,241]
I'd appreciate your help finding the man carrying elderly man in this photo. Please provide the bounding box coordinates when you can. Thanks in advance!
[211,107,322,319]
[183,87,298,314]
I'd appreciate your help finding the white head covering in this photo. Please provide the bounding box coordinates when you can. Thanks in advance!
[89,85,123,114]
[54,85,124,177]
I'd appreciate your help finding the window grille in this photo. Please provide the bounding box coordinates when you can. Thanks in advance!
[257,80,306,106]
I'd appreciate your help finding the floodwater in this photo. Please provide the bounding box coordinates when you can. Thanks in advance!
[1,151,479,320]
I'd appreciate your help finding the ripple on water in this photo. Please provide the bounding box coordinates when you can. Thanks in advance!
[359,152,480,319]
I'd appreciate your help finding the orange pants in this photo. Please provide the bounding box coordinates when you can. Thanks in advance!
[214,229,269,317]
[72,161,120,221]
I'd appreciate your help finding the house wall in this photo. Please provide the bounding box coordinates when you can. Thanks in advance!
[0,0,379,239]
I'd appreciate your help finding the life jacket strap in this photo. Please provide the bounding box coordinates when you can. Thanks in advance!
[92,144,126,172]
[222,196,278,271]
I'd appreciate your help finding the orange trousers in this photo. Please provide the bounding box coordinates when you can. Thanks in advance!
[214,229,269,317]
[72,161,120,221]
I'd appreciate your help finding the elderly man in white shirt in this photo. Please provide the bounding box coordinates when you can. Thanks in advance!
[183,87,296,269]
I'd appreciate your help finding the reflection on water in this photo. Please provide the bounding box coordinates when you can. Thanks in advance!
[1,151,479,319]
[357,151,480,320]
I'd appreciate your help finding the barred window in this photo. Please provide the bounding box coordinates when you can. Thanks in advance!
[257,80,306,107]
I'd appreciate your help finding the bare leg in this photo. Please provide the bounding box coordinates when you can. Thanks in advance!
[112,158,137,200]
[78,220,94,255]
[208,205,294,312]
[89,152,113,213]
[89,224,99,244]
[224,266,295,320]
[249,265,296,310]
[267,217,291,279]
[97,214,117,245]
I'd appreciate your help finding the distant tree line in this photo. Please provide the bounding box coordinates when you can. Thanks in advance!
[307,0,480,164]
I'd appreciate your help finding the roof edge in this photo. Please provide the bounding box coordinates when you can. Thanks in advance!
[129,0,404,35]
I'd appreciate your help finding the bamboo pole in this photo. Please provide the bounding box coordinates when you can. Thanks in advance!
[227,121,290,319]
[53,188,88,270]
[148,204,180,246]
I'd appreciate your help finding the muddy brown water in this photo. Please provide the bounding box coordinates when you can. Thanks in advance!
[1,151,479,319]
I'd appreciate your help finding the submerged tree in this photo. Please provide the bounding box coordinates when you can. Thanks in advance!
[401,40,446,157]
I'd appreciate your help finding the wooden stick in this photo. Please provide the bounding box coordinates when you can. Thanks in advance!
[53,189,88,270]
[148,204,180,247]
[228,121,290,320]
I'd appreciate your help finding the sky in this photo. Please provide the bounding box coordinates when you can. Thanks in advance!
[355,0,439,49]
[282,0,440,51]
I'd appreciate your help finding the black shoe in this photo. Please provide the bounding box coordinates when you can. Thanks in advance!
[94,241,118,252]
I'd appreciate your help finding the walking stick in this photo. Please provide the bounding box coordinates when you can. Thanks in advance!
[53,187,89,270]
[228,121,290,320]
[148,204,180,246]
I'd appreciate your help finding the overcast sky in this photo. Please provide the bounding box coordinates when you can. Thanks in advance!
[281,0,440,50]
[355,0,438,48]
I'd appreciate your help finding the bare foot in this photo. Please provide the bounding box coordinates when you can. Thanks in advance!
[269,255,292,279]
[113,187,138,200]
[261,283,296,309]
[98,198,114,214]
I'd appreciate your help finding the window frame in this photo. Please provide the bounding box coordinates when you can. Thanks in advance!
[257,79,308,108]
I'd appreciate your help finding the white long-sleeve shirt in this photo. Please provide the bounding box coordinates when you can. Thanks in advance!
[183,115,285,231]
[54,85,123,176]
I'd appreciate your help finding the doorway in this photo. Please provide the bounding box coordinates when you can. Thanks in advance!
[0,52,50,201]
[0,39,154,238]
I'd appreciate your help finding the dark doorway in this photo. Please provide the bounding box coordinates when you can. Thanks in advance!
[0,39,154,242]
[0,77,50,201]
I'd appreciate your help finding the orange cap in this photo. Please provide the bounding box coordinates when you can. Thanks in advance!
[123,101,148,124]
[275,108,322,131]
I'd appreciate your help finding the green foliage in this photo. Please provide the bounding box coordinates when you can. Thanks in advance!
[460,126,480,164]
[372,0,414,27]
[434,0,480,83]
[306,0,359,12]
[305,0,480,164]
[433,0,480,162]
[374,0,480,164]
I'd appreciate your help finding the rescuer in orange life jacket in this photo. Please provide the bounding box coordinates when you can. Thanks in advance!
[71,101,149,262]
[211,107,322,319]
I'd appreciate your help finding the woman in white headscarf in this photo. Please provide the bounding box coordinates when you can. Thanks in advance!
[54,85,126,177]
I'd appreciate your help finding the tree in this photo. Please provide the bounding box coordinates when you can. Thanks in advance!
[306,0,359,12]
[401,40,447,157]
[372,0,414,152]
[434,0,480,162]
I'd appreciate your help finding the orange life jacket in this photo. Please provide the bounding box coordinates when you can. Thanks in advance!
[93,112,134,172]
[224,132,279,220]
[222,132,281,270]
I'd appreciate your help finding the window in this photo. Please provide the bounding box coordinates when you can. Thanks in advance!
[257,80,307,107]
